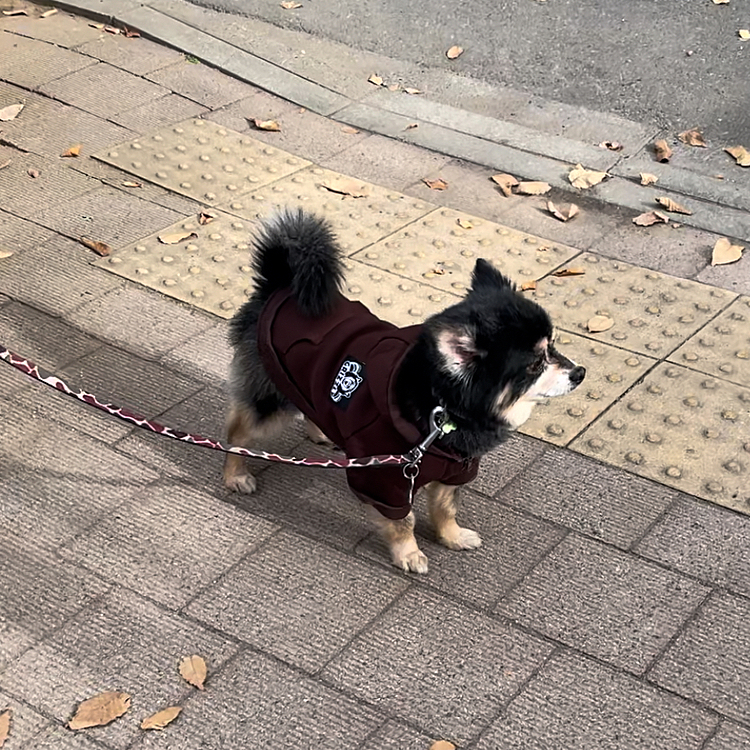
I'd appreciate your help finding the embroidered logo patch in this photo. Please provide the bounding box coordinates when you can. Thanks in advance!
[331,358,364,405]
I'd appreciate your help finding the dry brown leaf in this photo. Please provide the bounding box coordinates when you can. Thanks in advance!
[27,168,39,178]
[429,741,456,750]
[678,128,707,147]
[41,8,59,17]
[79,237,113,256]
[653,139,673,162]
[0,708,11,746]
[0,103,24,122]
[281,1,302,7]
[724,145,750,167]
[158,230,198,245]
[341,126,359,134]
[639,172,658,186]
[656,196,693,214]
[179,655,207,690]
[520,280,537,292]
[140,706,182,731]
[490,173,519,197]
[405,123,419,130]
[89,22,105,29]
[2,9,28,15]
[422,177,448,191]
[122,180,142,188]
[739,29,750,40]
[587,315,614,333]
[198,211,216,225]
[446,45,464,59]
[553,267,585,277]
[547,200,579,222]
[598,141,623,151]
[456,218,474,229]
[632,210,669,226]
[68,692,131,730]
[0,159,10,170]
[320,177,370,198]
[0,249,14,259]
[123,27,140,38]
[104,25,121,34]
[251,119,280,131]
[714,174,725,180]
[516,181,551,195]
[568,163,608,189]
[61,144,82,158]
[368,74,384,86]
[711,237,744,265]
[404,87,422,95]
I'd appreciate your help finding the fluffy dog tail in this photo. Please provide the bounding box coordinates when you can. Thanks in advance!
[251,208,344,317]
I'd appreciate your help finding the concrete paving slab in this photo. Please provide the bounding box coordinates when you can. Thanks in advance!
[0,588,239,750]
[705,722,750,750]
[135,649,383,750]
[0,209,53,255]
[60,482,278,609]
[0,9,106,47]
[109,92,209,135]
[471,433,548,498]
[497,448,681,548]
[40,62,168,119]
[359,721,435,750]
[187,531,407,673]
[76,33,185,76]
[636,497,750,598]
[159,322,231,385]
[475,650,717,750]
[650,592,750,725]
[16,726,100,750]
[496,534,708,674]
[0,690,50,750]
[531,252,736,357]
[572,363,750,513]
[322,589,554,744]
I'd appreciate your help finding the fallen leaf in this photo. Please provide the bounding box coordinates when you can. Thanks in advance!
[185,55,201,64]
[490,173,519,197]
[711,237,744,265]
[446,45,464,59]
[140,706,182,731]
[598,141,623,151]
[79,237,113,256]
[2,9,27,15]
[61,144,82,158]
[0,159,10,170]
[0,249,14,259]
[368,74,384,86]
[713,174,725,179]
[422,177,448,191]
[678,128,707,147]
[724,145,750,167]
[104,25,121,34]
[632,210,669,226]
[429,741,456,750]
[179,655,207,690]
[547,200,579,222]
[320,177,370,198]
[27,168,39,178]
[404,87,422,95]
[587,315,614,333]
[672,222,682,229]
[656,196,693,214]
[739,29,750,40]
[653,139,672,162]
[123,27,140,38]
[712,0,729,4]
[0,708,11,746]
[456,218,474,229]
[89,22,105,29]
[520,280,537,292]
[41,8,59,17]
[198,211,216,225]
[158,231,198,245]
[405,123,419,130]
[251,119,280,131]
[639,172,658,186]
[553,267,585,277]
[280,0,302,7]
[341,126,359,134]
[0,103,24,122]
[122,180,142,188]
[516,181,551,195]
[387,83,400,92]
[568,163,608,189]
[68,692,131,730]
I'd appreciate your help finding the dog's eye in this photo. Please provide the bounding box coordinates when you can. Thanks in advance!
[528,355,546,374]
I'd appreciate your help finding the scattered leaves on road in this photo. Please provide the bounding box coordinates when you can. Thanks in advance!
[520,280,537,292]
[547,200,579,222]
[446,45,464,59]
[41,8,59,17]
[423,177,448,190]
[341,126,359,134]
[516,181,551,195]
[678,128,707,147]
[553,267,585,277]
[368,74,384,86]
[179,655,207,690]
[656,196,693,214]
[640,172,658,186]
[2,9,27,16]
[140,706,182,731]
[724,145,750,166]
[61,144,82,158]
[280,1,302,8]
[633,210,669,226]
[568,163,607,189]
[320,177,370,198]
[598,141,623,151]
[711,237,744,265]
[68,692,131,730]
[491,173,519,196]
[158,230,198,245]
[0,249,14,259]
[456,218,474,229]
[653,139,672,162]
[198,211,216,225]
[250,119,281,131]
[0,708,11,746]
[122,180,142,188]
[404,87,422,95]
[587,315,614,332]
[79,237,113,256]
[0,103,24,121]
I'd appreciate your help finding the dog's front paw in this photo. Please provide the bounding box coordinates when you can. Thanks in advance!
[224,473,257,494]
[393,548,429,574]
[439,526,483,551]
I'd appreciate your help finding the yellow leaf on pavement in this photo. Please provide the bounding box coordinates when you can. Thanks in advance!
[490,173,519,196]
[633,210,669,226]
[179,655,207,690]
[521,280,537,292]
[368,74,384,86]
[79,237,113,256]
[140,706,182,731]
[0,103,24,121]
[61,144,82,158]
[422,177,448,190]
[724,145,750,166]
[547,200,579,222]
[68,692,131,730]
[429,742,456,750]
[553,267,585,277]
[516,181,551,195]
[251,119,280,131]
[678,128,707,147]
[656,196,693,214]
[280,1,302,8]
[653,139,672,162]
[739,29,750,40]
[446,45,464,59]
[569,164,607,189]
[639,172,658,186]
[158,230,198,245]
[0,708,11,746]
[711,237,744,265]
[320,177,370,198]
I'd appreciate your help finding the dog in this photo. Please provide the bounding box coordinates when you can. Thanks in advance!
[223,209,585,573]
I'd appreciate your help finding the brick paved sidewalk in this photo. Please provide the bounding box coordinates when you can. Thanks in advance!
[1,6,750,750]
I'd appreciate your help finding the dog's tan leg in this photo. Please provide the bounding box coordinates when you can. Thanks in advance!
[305,418,334,446]
[364,506,429,574]
[426,481,482,550]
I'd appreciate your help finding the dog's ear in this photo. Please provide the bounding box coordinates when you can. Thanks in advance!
[471,258,514,291]
[435,325,486,377]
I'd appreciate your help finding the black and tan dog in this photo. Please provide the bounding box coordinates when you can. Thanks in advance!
[224,209,584,573]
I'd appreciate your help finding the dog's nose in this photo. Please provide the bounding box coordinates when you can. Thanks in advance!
[569,366,586,385]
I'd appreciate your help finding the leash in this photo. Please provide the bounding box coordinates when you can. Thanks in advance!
[0,345,454,474]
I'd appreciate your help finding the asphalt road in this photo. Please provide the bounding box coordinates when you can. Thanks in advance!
[187,0,750,142]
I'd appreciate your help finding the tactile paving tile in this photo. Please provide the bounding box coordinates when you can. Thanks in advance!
[216,166,435,255]
[571,363,750,513]
[350,208,581,294]
[520,333,656,446]
[92,118,310,205]
[530,254,736,357]
[668,296,750,388]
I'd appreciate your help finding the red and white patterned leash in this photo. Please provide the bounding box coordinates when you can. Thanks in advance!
[0,345,446,470]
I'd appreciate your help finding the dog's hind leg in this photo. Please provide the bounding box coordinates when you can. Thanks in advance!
[364,506,429,574]
[426,482,482,551]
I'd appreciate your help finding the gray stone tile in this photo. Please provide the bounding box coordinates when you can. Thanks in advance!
[0,33,95,88]
[61,482,277,609]
[0,531,109,671]
[19,726,101,749]
[109,93,209,134]
[136,650,382,750]
[704,722,750,750]
[359,721,436,750]
[145,60,260,108]
[0,210,54,255]
[188,531,407,672]
[650,592,750,724]
[0,691,50,750]
[66,285,215,360]
[40,62,168,118]
[357,489,564,609]
[471,433,548,497]
[475,650,717,750]
[497,449,680,548]
[1,11,106,47]
[160,322,232,385]
[0,589,239,750]
[76,34,186,76]
[636,498,750,597]
[322,589,553,744]
[497,535,708,674]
